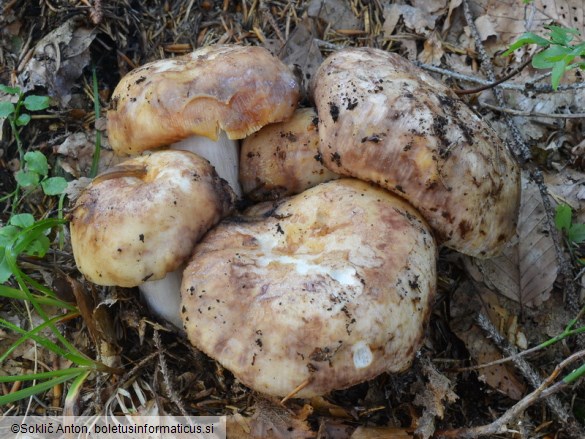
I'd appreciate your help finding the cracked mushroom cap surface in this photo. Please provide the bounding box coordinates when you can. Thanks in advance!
[240,107,339,201]
[313,48,520,258]
[70,150,235,287]
[181,178,436,397]
[107,44,300,155]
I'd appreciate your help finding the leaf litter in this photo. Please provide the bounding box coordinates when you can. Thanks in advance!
[1,0,584,437]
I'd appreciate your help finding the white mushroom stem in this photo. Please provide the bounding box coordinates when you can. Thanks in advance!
[138,269,184,328]
[139,133,241,326]
[171,131,242,198]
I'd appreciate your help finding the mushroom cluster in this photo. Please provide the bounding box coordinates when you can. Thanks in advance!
[71,45,520,398]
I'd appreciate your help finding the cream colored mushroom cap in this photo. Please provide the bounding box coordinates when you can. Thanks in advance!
[181,179,436,397]
[240,107,338,200]
[71,150,235,287]
[313,48,520,258]
[107,45,300,155]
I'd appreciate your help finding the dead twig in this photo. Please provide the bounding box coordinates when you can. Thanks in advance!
[481,103,585,119]
[461,0,582,340]
[154,329,189,417]
[453,57,533,96]
[436,348,585,438]
[475,314,573,425]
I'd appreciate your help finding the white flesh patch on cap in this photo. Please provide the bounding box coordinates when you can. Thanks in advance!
[352,341,374,369]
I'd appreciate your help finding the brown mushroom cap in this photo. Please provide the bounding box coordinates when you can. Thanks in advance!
[181,179,436,397]
[313,48,520,258]
[70,150,235,287]
[107,45,301,155]
[240,107,339,201]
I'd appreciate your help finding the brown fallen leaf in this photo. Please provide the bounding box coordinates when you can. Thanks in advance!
[227,398,316,439]
[351,426,413,438]
[464,172,557,308]
[307,0,361,31]
[19,18,96,106]
[275,17,324,99]
[450,283,527,400]
[418,32,444,65]
[411,357,458,439]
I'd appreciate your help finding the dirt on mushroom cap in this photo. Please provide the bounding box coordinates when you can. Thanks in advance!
[70,149,236,287]
[181,178,436,398]
[313,48,521,258]
[240,107,339,200]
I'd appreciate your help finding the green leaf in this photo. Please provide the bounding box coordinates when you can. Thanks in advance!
[0,225,20,246]
[547,25,579,46]
[0,252,12,283]
[0,101,15,118]
[9,213,35,229]
[41,177,67,195]
[15,170,40,187]
[24,150,49,176]
[15,112,31,126]
[23,95,50,111]
[532,45,573,69]
[502,32,550,56]
[569,223,585,244]
[551,59,569,90]
[0,84,21,95]
[555,204,572,231]
[24,235,50,258]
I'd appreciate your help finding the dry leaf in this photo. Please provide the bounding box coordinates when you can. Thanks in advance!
[464,173,557,308]
[544,167,585,223]
[468,0,585,54]
[235,399,317,439]
[351,426,413,438]
[307,0,360,30]
[277,18,324,99]
[55,131,121,178]
[19,18,96,106]
[450,283,527,400]
[418,32,444,65]
[383,3,438,36]
[411,357,458,439]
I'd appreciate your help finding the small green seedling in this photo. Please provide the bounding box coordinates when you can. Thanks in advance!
[0,85,67,204]
[503,25,585,90]
[16,150,68,196]
[554,203,585,245]
[0,84,51,133]
[0,213,52,283]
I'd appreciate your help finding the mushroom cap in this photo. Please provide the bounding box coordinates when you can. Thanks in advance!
[107,44,301,155]
[181,179,436,397]
[71,150,235,287]
[312,48,520,258]
[240,107,339,201]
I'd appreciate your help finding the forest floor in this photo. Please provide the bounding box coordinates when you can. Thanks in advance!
[1,0,585,438]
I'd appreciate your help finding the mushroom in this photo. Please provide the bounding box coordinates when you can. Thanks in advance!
[107,44,301,197]
[312,47,520,258]
[239,108,338,201]
[70,149,235,326]
[181,179,436,397]
[178,49,521,397]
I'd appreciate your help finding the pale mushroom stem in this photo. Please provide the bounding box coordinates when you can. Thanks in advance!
[140,133,241,327]
[171,131,242,198]
[138,269,184,328]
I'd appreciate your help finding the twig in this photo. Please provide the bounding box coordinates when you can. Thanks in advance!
[462,0,581,335]
[153,329,189,418]
[436,349,585,438]
[475,314,572,424]
[454,57,533,95]
[481,103,585,119]
[418,63,585,93]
